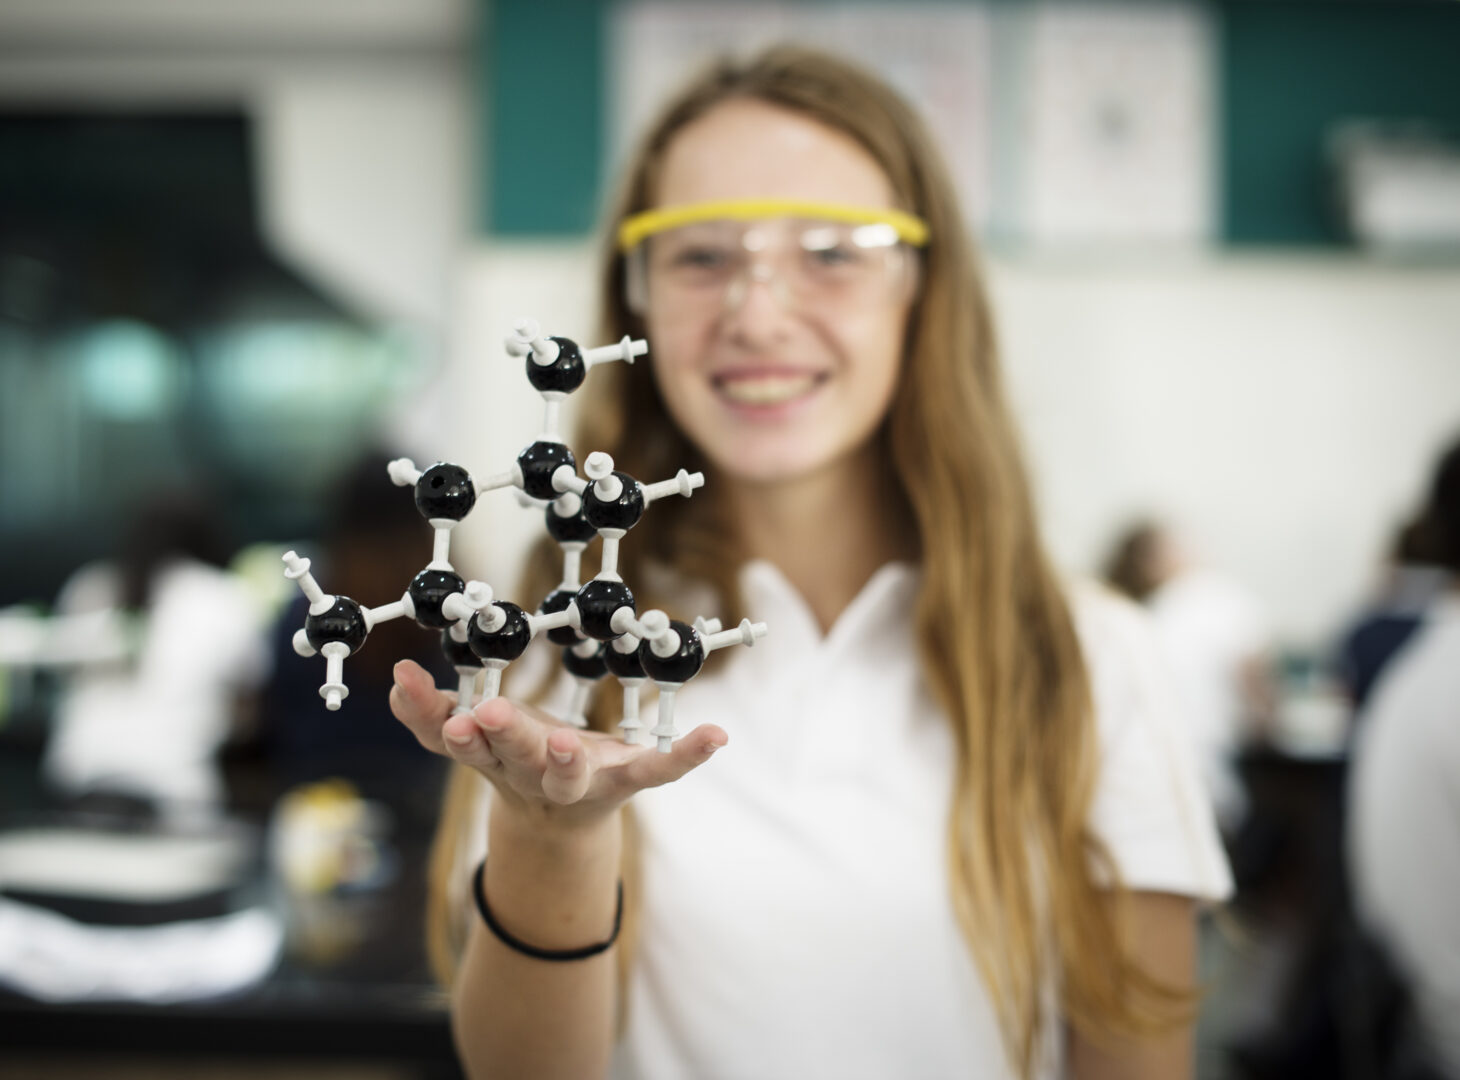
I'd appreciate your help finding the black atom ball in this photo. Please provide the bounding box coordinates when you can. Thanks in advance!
[537,588,581,646]
[415,462,476,522]
[604,643,645,680]
[524,337,586,394]
[441,629,481,669]
[562,643,608,681]
[517,441,576,501]
[467,602,533,663]
[583,471,646,532]
[408,568,465,629]
[639,621,706,684]
[305,596,369,655]
[574,578,634,641]
[545,499,598,545]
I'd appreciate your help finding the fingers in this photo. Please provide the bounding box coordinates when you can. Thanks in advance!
[441,708,500,770]
[621,724,727,791]
[444,698,583,797]
[540,729,591,805]
[468,695,546,762]
[390,659,456,754]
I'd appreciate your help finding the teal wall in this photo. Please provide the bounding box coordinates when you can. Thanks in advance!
[477,0,1460,244]
[478,0,604,236]
[1223,2,1460,244]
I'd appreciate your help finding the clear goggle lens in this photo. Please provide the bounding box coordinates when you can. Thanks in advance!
[625,217,918,316]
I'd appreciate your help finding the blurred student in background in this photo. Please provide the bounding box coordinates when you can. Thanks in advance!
[1349,435,1460,1080]
[389,48,1229,1080]
[1334,511,1452,714]
[43,491,267,822]
[1104,519,1273,829]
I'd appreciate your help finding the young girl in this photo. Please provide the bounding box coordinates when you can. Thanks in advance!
[389,46,1230,1080]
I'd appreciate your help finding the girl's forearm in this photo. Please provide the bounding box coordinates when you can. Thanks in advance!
[451,799,624,1080]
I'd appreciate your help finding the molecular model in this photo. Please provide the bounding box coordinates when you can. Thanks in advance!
[282,319,768,753]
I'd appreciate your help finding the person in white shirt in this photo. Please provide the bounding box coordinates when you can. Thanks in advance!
[44,494,267,822]
[1349,438,1460,1079]
[388,46,1230,1080]
[1104,520,1272,828]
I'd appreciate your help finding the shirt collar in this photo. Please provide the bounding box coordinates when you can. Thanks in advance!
[739,558,920,655]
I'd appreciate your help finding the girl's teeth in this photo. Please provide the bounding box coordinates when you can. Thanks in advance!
[718,375,817,405]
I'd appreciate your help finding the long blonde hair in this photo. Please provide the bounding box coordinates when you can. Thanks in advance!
[429,45,1186,1076]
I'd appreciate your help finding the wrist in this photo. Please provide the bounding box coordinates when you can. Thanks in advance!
[482,801,622,953]
[473,859,623,962]
[488,791,622,858]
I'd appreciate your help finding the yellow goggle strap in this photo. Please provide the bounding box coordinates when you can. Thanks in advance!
[618,199,930,252]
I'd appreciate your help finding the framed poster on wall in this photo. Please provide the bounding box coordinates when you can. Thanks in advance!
[609,2,995,232]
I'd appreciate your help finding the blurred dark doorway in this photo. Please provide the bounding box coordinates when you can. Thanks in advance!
[0,111,418,607]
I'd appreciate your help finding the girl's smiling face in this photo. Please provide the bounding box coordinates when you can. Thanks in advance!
[642,99,915,487]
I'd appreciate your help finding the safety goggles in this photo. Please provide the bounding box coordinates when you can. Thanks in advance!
[619,199,929,318]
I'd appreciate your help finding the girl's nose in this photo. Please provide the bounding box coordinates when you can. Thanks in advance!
[723,261,794,318]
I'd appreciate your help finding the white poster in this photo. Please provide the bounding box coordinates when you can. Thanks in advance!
[609,2,994,230]
[1019,1,1215,244]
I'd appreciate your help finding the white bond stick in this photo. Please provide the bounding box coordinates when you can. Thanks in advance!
[637,610,681,659]
[601,536,621,579]
[583,335,646,370]
[560,545,583,590]
[553,490,583,517]
[540,399,563,442]
[387,458,421,487]
[694,616,723,636]
[584,453,623,501]
[552,464,587,496]
[641,469,704,506]
[365,599,407,629]
[291,628,317,658]
[610,607,645,638]
[454,668,478,714]
[474,604,507,634]
[620,681,644,744]
[477,464,522,492]
[513,318,559,365]
[442,581,493,623]
[703,619,769,654]
[430,527,453,569]
[481,660,508,702]
[282,551,332,615]
[565,680,593,728]
[651,685,682,753]
[526,607,574,637]
[504,329,530,357]
[320,641,351,711]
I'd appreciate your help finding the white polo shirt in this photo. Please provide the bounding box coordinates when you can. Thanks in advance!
[466,560,1232,1079]
[1145,568,1269,827]
[1348,592,1460,1077]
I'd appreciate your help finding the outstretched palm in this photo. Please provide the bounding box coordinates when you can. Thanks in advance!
[388,659,726,828]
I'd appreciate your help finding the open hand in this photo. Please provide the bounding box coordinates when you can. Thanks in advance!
[389,659,727,828]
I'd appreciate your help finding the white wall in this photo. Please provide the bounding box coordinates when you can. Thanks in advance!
[255,70,469,330]
[0,0,472,330]
[439,244,1460,649]
[991,254,1460,647]
[0,0,475,473]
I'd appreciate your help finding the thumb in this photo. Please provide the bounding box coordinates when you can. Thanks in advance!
[540,729,592,805]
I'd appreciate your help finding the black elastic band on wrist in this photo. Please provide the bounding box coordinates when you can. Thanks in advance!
[473,858,623,961]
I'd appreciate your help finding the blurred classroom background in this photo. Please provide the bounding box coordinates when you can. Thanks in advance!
[0,1,1457,1078]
